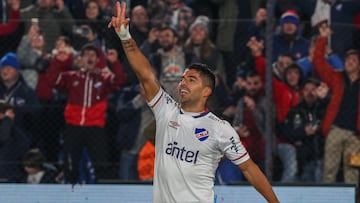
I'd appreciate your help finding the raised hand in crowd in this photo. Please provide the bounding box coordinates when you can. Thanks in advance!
[247,37,264,57]
[106,48,119,64]
[244,96,256,110]
[4,108,15,120]
[315,82,330,99]
[147,27,159,44]
[255,8,267,26]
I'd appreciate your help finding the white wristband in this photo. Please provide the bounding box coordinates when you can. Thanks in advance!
[116,24,132,41]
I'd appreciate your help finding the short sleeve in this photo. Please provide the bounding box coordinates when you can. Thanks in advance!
[218,122,250,165]
[147,88,178,120]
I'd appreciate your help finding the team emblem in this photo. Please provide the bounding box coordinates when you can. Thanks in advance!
[195,128,209,141]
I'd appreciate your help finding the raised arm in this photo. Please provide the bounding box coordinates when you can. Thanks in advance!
[108,2,160,102]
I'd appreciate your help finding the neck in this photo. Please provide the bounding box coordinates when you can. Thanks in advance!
[181,102,206,113]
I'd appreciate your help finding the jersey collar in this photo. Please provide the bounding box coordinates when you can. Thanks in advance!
[180,108,210,118]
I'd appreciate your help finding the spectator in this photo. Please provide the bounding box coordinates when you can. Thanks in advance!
[314,24,360,185]
[129,5,150,46]
[46,44,127,184]
[276,63,303,182]
[248,8,267,42]
[247,36,295,122]
[233,70,275,173]
[159,0,194,45]
[272,58,301,124]
[20,148,57,184]
[184,15,220,70]
[21,0,75,52]
[279,78,328,182]
[0,102,30,182]
[17,25,51,90]
[272,9,309,62]
[0,52,41,137]
[231,69,248,102]
[78,0,109,45]
[149,26,195,101]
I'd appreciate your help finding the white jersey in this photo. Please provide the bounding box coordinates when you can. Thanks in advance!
[148,88,250,203]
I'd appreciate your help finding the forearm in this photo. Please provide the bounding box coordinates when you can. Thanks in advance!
[121,39,159,101]
[240,160,279,203]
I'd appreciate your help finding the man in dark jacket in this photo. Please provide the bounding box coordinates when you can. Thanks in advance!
[279,78,328,182]
[0,52,41,137]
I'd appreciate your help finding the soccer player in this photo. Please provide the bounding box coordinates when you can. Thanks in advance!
[108,2,280,203]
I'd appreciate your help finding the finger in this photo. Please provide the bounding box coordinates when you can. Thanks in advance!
[120,2,127,20]
[107,20,112,28]
[116,1,121,19]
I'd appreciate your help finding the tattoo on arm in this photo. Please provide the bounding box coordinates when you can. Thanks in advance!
[122,40,136,52]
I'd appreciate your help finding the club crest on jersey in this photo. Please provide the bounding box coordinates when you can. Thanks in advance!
[195,128,209,141]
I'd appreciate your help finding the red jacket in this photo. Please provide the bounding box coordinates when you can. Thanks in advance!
[0,9,20,36]
[47,55,127,127]
[313,37,360,138]
[254,55,300,122]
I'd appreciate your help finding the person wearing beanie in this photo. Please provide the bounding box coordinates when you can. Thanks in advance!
[0,52,20,71]
[184,15,220,73]
[0,52,40,140]
[280,9,300,26]
[272,9,310,62]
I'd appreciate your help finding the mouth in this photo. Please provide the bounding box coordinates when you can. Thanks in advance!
[179,88,190,96]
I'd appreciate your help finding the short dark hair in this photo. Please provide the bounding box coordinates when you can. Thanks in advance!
[187,63,215,92]
[81,43,99,57]
[245,69,260,79]
[345,49,360,62]
[22,148,46,169]
[302,77,321,88]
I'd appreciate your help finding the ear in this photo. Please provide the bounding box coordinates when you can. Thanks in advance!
[203,86,212,97]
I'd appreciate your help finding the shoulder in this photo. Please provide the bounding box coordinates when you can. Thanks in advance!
[206,113,233,130]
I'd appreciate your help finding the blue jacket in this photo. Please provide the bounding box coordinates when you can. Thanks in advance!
[272,34,310,62]
[297,54,344,78]
[0,78,41,132]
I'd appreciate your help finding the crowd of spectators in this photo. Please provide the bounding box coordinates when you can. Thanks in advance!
[0,0,359,187]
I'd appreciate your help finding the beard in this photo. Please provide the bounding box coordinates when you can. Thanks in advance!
[162,44,174,52]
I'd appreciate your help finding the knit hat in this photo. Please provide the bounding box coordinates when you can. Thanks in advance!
[189,15,210,34]
[0,52,20,70]
[280,10,300,26]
